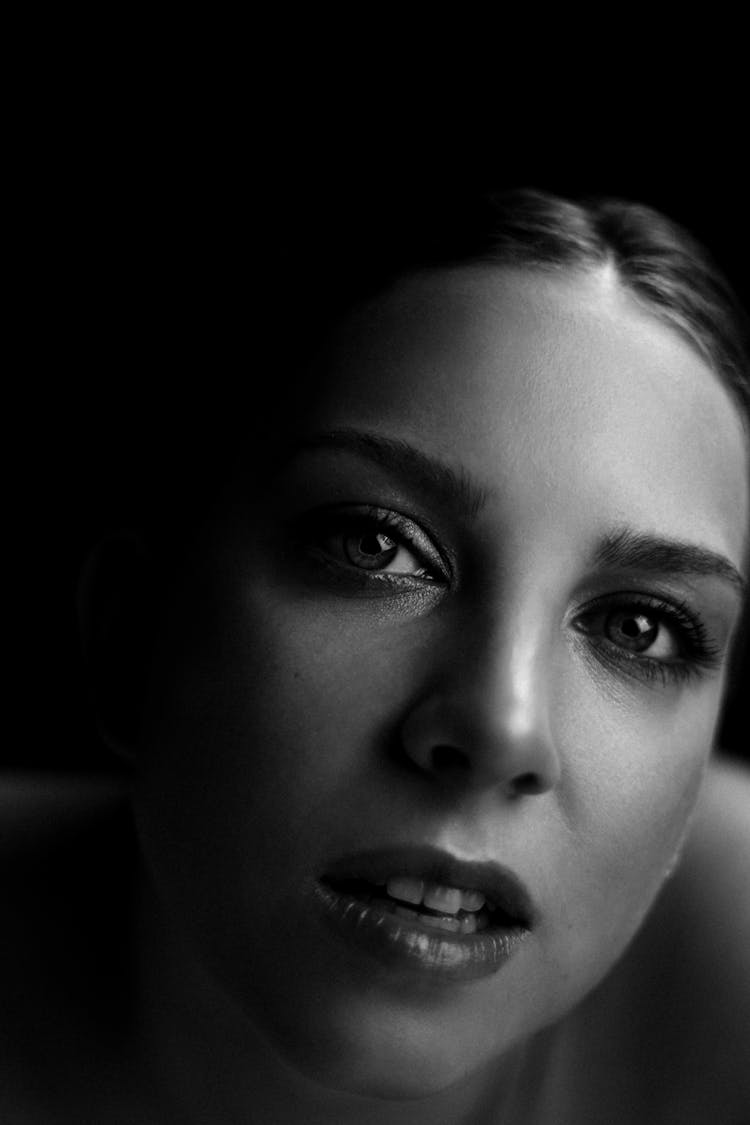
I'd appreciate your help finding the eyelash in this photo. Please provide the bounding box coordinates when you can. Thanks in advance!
[294,508,722,685]
[572,594,721,686]
[295,505,449,587]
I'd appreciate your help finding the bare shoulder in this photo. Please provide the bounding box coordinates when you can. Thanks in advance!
[693,752,750,843]
[669,755,750,1006]
[0,772,137,1123]
[0,771,129,846]
[565,755,750,1124]
[649,754,750,1109]
[681,753,750,948]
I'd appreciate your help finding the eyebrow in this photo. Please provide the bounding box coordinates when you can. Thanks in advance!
[290,429,746,596]
[593,528,746,596]
[293,428,490,518]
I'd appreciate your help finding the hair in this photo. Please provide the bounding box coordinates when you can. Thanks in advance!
[289,187,750,427]
[79,186,750,560]
[488,190,750,422]
[83,185,750,561]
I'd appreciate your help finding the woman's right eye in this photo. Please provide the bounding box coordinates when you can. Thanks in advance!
[295,505,449,586]
[323,527,433,578]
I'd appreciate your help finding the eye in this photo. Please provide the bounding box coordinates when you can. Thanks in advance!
[331,528,431,577]
[601,609,676,659]
[572,593,721,685]
[297,504,449,586]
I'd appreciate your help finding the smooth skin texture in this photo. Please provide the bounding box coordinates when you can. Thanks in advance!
[2,266,748,1123]
[127,267,749,1122]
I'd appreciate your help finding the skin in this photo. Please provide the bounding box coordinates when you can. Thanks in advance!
[34,265,749,1124]
[121,264,750,1122]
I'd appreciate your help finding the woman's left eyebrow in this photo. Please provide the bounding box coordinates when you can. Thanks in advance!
[593,528,746,596]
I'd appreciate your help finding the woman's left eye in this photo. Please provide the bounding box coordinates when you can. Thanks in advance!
[599,608,676,659]
[573,594,720,684]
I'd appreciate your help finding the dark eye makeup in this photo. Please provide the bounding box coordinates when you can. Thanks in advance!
[287,504,725,687]
[571,593,722,686]
[289,504,450,588]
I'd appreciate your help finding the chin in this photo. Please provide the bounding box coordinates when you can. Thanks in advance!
[258,992,486,1101]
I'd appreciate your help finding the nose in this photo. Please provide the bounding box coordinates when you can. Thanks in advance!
[398,617,561,799]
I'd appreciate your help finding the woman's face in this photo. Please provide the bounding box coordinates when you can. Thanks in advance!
[135,267,748,1099]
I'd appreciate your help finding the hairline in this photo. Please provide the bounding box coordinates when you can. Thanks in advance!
[370,256,750,442]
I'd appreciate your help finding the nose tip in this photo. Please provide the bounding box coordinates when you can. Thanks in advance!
[399,692,561,799]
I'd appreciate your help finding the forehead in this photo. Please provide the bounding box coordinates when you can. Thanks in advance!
[308,267,748,567]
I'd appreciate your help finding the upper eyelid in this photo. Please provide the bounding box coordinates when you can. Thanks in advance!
[572,593,722,663]
[571,592,700,635]
[293,512,727,672]
[295,509,731,634]
[312,505,452,577]
[572,589,698,619]
[572,584,737,648]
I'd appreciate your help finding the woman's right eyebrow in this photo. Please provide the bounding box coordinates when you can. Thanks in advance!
[291,428,490,519]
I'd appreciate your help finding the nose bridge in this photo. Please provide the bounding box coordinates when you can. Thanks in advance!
[459,595,551,740]
[400,584,561,797]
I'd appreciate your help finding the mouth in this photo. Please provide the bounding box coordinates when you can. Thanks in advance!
[314,845,535,982]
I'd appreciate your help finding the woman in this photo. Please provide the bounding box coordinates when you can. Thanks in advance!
[4,188,749,1122]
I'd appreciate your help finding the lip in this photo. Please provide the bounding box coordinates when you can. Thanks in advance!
[314,845,536,983]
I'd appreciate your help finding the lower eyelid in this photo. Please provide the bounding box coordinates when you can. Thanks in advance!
[580,628,723,694]
[599,646,694,687]
[299,548,446,605]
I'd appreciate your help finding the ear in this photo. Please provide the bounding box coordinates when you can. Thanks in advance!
[77,530,158,763]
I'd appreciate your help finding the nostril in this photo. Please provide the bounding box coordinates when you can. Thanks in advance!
[399,695,560,796]
[512,772,544,796]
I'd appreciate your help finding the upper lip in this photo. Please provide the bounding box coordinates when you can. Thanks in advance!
[321,844,537,928]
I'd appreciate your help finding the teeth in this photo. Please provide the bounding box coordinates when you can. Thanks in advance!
[386,876,424,906]
[422,884,463,914]
[384,876,486,915]
[393,904,482,934]
[460,888,486,912]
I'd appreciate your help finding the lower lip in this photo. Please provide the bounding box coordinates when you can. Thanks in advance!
[313,882,530,983]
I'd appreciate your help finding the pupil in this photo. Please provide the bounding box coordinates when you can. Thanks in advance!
[607,611,658,652]
[621,617,644,638]
[344,531,398,570]
[360,533,389,557]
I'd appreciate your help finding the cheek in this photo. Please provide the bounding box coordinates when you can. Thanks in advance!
[134,582,409,902]
[544,667,717,983]
[132,557,728,1090]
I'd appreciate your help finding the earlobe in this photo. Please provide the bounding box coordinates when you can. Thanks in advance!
[77,530,158,764]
